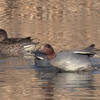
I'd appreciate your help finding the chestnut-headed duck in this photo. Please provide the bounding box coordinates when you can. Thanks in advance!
[34,44,98,71]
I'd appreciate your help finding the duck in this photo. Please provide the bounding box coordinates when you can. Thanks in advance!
[0,42,39,57]
[34,44,99,72]
[0,29,39,57]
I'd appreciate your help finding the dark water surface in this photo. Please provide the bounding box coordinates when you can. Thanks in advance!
[0,57,100,100]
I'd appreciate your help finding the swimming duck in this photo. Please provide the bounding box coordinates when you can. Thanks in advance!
[0,42,39,57]
[0,29,39,56]
[34,44,98,72]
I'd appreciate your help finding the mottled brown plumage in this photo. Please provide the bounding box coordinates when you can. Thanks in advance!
[0,29,39,56]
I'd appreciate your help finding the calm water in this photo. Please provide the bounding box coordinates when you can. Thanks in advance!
[0,56,100,100]
[0,0,100,100]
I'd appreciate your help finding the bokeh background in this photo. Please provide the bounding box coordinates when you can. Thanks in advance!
[0,0,100,51]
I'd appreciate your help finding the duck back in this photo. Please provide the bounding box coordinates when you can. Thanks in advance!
[49,51,93,71]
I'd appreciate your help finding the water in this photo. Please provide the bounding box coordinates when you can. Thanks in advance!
[0,0,100,99]
[0,57,100,100]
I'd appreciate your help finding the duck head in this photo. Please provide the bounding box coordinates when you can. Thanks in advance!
[0,29,8,42]
[19,43,38,56]
[36,44,56,60]
[34,52,52,66]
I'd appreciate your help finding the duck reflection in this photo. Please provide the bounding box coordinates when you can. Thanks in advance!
[36,68,94,100]
[34,66,61,80]
[37,70,93,88]
[52,72,93,88]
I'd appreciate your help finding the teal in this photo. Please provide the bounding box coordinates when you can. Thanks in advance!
[0,29,39,56]
[35,44,98,71]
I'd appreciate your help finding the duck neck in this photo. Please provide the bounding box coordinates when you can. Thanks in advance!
[47,53,56,60]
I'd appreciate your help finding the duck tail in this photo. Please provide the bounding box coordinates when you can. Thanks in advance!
[74,44,100,57]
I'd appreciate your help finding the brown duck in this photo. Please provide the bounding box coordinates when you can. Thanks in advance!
[0,29,39,57]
